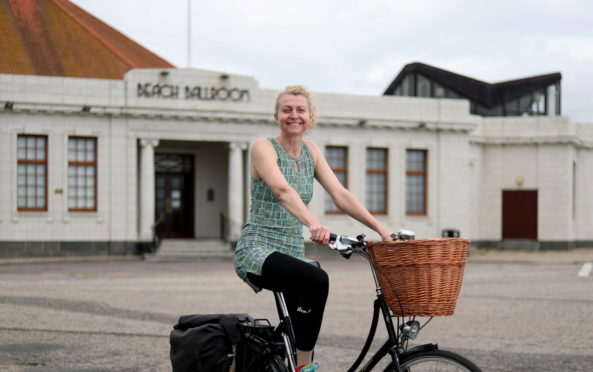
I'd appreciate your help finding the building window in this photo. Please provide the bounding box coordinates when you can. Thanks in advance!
[68,137,97,211]
[17,135,48,211]
[366,148,387,214]
[325,146,348,213]
[406,149,427,215]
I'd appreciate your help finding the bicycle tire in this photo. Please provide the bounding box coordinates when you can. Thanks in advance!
[384,349,483,372]
[236,336,289,372]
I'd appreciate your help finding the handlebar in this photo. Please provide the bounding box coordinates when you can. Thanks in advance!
[328,230,416,258]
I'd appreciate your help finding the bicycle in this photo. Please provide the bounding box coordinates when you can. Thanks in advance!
[234,231,483,372]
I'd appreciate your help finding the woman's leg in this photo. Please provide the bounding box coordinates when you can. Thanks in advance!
[247,252,329,363]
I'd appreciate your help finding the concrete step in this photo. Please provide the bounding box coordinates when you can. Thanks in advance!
[145,239,234,261]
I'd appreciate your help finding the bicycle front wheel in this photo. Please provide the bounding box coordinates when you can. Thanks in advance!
[385,349,482,372]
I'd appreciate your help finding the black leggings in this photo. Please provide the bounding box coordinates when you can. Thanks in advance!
[247,252,329,351]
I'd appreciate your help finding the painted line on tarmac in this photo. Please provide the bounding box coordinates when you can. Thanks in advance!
[578,262,592,277]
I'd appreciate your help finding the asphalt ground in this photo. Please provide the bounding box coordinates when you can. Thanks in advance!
[1,248,592,371]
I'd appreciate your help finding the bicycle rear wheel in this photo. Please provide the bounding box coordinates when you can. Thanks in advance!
[385,349,482,372]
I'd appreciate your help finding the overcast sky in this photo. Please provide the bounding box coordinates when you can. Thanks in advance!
[71,0,593,122]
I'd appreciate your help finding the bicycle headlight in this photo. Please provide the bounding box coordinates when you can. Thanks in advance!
[401,320,420,340]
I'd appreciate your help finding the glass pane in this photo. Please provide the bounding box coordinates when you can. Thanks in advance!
[18,186,26,196]
[401,74,413,96]
[17,147,26,160]
[27,164,35,175]
[366,149,386,170]
[18,164,26,175]
[77,147,85,161]
[68,198,76,208]
[326,147,346,169]
[86,198,94,209]
[87,147,95,161]
[87,167,94,176]
[416,74,431,97]
[68,176,76,187]
[27,198,35,208]
[18,175,26,185]
[37,175,44,185]
[406,174,426,213]
[406,150,426,171]
[366,173,386,212]
[18,197,26,207]
[68,188,76,198]
[37,197,45,208]
[27,147,35,159]
[18,136,26,148]
[434,82,446,98]
[68,148,77,161]
[77,198,85,208]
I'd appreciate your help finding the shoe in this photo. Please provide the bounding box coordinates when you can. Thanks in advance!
[296,362,320,372]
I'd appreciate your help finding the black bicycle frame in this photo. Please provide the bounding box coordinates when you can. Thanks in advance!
[346,258,439,372]
[274,291,298,371]
[347,293,403,372]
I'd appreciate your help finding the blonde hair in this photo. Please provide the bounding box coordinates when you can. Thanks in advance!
[274,85,317,128]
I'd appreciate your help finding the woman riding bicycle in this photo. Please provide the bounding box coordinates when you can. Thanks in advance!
[234,85,393,372]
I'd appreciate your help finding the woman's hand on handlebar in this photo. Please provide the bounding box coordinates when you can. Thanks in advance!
[378,226,396,241]
[309,224,331,245]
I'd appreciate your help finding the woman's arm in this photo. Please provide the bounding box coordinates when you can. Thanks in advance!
[251,139,330,242]
[307,141,392,241]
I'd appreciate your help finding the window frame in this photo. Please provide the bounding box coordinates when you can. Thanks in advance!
[324,146,348,214]
[17,134,48,212]
[405,149,428,216]
[67,136,98,212]
[365,147,388,215]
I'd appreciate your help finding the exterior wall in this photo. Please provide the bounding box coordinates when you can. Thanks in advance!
[471,116,593,249]
[575,124,593,243]
[2,67,592,257]
[0,112,137,256]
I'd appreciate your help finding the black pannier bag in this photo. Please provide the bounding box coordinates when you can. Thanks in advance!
[170,313,252,372]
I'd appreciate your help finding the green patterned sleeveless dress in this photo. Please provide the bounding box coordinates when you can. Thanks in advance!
[234,138,316,292]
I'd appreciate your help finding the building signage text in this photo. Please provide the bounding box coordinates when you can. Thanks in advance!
[137,83,250,102]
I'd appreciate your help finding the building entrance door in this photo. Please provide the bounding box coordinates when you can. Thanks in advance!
[155,154,194,238]
[502,190,538,240]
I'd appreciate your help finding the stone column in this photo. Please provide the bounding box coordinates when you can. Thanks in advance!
[227,142,248,241]
[139,138,159,240]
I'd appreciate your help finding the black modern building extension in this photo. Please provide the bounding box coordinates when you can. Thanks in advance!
[384,62,561,117]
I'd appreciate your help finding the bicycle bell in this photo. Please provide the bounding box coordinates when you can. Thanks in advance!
[392,229,415,241]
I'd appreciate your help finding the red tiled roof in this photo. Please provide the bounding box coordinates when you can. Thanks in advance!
[0,0,174,79]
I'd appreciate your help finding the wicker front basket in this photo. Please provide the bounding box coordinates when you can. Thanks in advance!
[367,238,470,317]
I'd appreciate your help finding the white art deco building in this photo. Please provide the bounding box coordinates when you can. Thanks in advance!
[1,0,592,257]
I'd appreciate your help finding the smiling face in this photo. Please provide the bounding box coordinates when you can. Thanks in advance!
[274,94,313,135]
